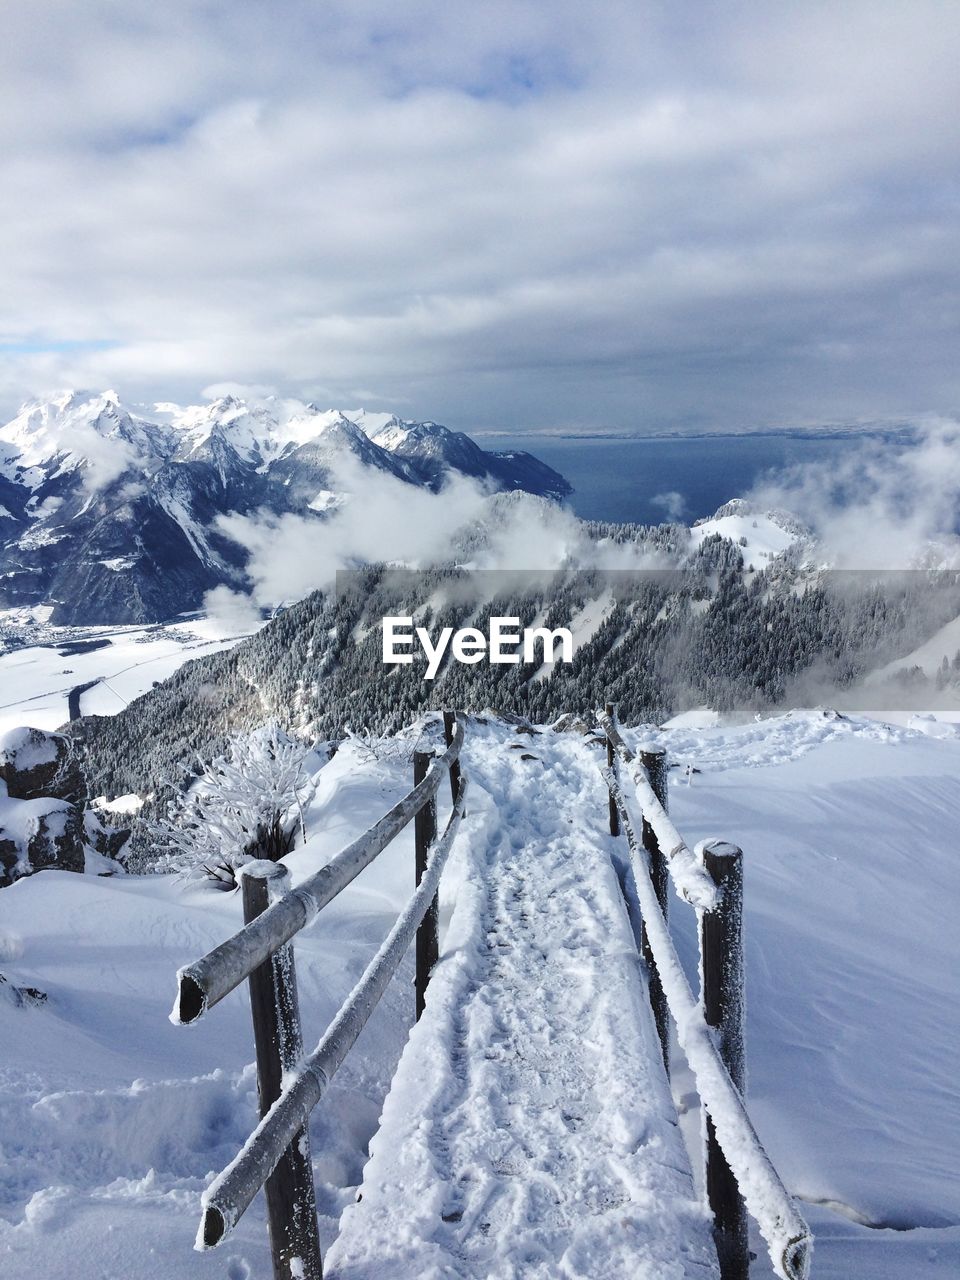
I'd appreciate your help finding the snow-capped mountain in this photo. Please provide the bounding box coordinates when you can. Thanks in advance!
[0,392,571,625]
[368,417,572,499]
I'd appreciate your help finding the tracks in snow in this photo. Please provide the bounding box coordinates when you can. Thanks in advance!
[327,729,719,1279]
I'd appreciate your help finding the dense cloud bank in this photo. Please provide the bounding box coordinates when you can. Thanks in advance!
[2,2,959,430]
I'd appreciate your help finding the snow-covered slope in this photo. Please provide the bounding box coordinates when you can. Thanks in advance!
[689,498,810,568]
[1,712,957,1279]
[160,396,338,467]
[0,390,175,481]
[654,712,960,1278]
[865,612,960,683]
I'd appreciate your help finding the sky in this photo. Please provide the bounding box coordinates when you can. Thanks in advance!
[1,0,959,434]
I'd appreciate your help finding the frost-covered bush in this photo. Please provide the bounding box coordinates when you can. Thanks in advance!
[149,721,310,888]
[342,724,417,765]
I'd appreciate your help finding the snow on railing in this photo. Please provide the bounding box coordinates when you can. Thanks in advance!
[599,705,813,1280]
[169,711,467,1280]
[598,707,718,911]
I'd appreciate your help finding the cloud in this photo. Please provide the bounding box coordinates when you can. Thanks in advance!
[200,381,278,402]
[748,418,960,568]
[61,420,140,493]
[203,584,265,635]
[213,442,677,611]
[215,453,491,606]
[1,3,959,430]
[651,490,686,520]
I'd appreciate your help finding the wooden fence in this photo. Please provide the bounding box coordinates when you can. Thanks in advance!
[599,703,813,1280]
[170,711,466,1280]
[167,704,811,1280]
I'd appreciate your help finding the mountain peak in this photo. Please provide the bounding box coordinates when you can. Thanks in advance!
[0,390,159,470]
[690,498,811,566]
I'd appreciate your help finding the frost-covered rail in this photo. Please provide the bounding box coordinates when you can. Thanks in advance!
[599,706,813,1280]
[168,711,467,1280]
[599,707,719,912]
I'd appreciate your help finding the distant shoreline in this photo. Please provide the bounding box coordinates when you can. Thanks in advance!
[474,424,918,443]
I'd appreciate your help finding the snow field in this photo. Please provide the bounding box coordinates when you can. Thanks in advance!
[688,510,798,569]
[0,741,431,1279]
[632,716,960,1279]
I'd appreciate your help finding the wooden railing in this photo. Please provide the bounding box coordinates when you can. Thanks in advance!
[599,703,813,1280]
[169,711,467,1280]
[164,704,810,1280]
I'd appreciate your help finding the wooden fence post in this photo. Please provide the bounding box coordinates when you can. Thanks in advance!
[414,751,439,1019]
[700,840,748,1280]
[639,747,670,1074]
[605,701,620,837]
[442,710,462,812]
[240,860,323,1280]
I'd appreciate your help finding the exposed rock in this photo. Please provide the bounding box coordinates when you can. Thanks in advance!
[0,727,124,887]
[495,713,541,735]
[0,973,47,1008]
[0,784,86,886]
[83,810,131,864]
[548,712,576,732]
[0,726,78,801]
[0,835,16,877]
[549,712,596,735]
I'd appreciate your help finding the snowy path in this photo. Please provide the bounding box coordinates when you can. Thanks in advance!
[326,728,718,1279]
[6,711,957,1279]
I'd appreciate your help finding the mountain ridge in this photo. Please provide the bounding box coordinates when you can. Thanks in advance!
[0,391,572,625]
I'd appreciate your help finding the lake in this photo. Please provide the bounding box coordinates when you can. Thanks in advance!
[477,432,872,524]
